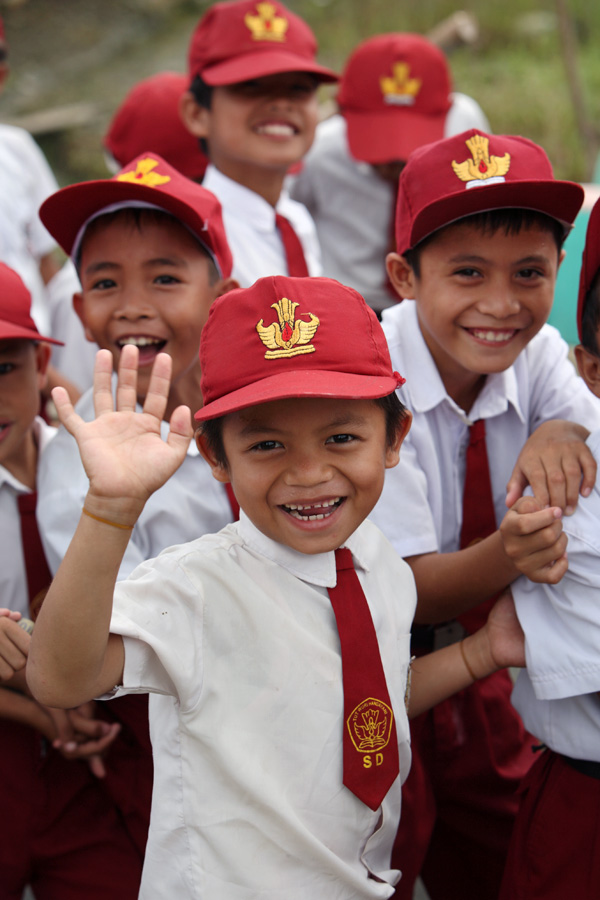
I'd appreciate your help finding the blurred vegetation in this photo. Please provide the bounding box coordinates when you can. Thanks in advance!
[0,0,599,184]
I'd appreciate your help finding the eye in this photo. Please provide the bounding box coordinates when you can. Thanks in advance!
[90,277,116,291]
[0,362,15,375]
[154,274,181,285]
[250,440,283,452]
[454,267,481,279]
[517,267,544,280]
[325,433,356,444]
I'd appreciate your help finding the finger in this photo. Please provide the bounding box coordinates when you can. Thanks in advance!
[503,505,562,538]
[141,351,172,422]
[527,458,554,510]
[67,710,112,739]
[88,754,107,779]
[115,344,140,413]
[505,468,529,508]
[61,723,121,759]
[577,445,597,500]
[166,404,194,452]
[528,551,569,585]
[0,609,21,620]
[509,495,544,516]
[52,385,86,436]
[91,349,118,417]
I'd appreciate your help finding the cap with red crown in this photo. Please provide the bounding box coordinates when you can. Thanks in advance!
[0,263,62,345]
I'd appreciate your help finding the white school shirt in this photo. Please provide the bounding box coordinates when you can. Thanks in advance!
[202,163,322,286]
[107,513,415,899]
[369,301,600,558]
[0,125,60,334]
[511,428,600,762]
[289,95,490,315]
[36,385,232,579]
[0,417,56,617]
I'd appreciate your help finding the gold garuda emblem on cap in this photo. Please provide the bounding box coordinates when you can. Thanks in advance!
[451,134,511,188]
[347,698,394,753]
[256,297,319,359]
[117,158,171,188]
[245,2,288,42]
[380,62,421,106]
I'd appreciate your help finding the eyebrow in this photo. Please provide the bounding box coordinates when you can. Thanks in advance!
[448,253,552,266]
[83,256,188,277]
[237,412,371,437]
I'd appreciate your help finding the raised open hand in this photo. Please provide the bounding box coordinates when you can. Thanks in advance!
[51,347,194,521]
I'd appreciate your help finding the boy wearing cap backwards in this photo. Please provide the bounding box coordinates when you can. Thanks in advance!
[34,152,238,863]
[290,32,490,316]
[493,196,600,900]
[0,263,144,898]
[28,274,526,899]
[368,129,600,900]
[179,0,338,286]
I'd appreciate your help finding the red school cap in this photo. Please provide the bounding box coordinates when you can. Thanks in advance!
[188,0,338,86]
[338,33,452,165]
[39,152,232,278]
[195,275,405,421]
[104,72,208,181]
[577,196,600,342]
[0,263,62,345]
[395,129,584,255]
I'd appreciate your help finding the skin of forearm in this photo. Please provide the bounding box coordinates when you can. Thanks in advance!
[28,508,130,709]
[409,530,519,624]
[0,685,48,732]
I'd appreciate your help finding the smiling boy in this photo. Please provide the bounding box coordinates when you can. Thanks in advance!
[179,0,338,285]
[369,130,600,899]
[28,275,526,899]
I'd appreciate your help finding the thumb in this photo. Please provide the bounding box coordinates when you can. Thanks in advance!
[505,467,529,508]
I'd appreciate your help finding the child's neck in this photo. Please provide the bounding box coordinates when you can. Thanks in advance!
[443,370,487,416]
[213,160,286,208]
[6,428,38,490]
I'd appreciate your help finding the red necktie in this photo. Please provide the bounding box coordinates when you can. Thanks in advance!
[458,419,498,633]
[224,482,240,521]
[17,491,52,620]
[275,213,309,277]
[327,547,399,810]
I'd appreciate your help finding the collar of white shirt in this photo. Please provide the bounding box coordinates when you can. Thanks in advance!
[236,509,371,589]
[0,415,56,492]
[203,164,293,235]
[391,300,526,425]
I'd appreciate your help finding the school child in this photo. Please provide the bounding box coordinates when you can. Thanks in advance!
[34,151,238,863]
[104,71,208,181]
[179,0,338,286]
[367,129,600,899]
[290,32,490,316]
[36,151,238,578]
[493,195,600,900]
[0,262,143,899]
[28,273,526,899]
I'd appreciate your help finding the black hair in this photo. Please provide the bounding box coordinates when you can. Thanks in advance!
[580,268,600,355]
[189,75,213,157]
[76,206,219,284]
[403,208,566,279]
[199,391,408,471]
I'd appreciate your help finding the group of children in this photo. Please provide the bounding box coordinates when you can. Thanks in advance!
[1,1,600,898]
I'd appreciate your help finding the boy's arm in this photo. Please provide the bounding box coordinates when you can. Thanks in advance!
[27,346,193,709]
[408,591,524,718]
[501,496,569,584]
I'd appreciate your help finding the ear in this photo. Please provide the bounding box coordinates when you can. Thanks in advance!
[72,291,97,344]
[196,430,231,483]
[384,409,412,469]
[179,91,210,139]
[557,247,567,270]
[34,342,52,391]
[574,344,600,398]
[215,276,240,298]
[386,253,417,300]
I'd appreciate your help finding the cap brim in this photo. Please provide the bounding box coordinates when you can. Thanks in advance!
[344,108,447,165]
[195,370,399,421]
[405,179,584,253]
[40,180,220,265]
[0,321,63,345]
[577,197,600,341]
[201,51,338,85]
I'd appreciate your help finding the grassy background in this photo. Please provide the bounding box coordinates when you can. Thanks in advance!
[1,0,600,184]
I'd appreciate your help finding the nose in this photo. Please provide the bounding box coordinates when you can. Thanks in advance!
[283,448,333,487]
[114,287,156,321]
[476,279,521,318]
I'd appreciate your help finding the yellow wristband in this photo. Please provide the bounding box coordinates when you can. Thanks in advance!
[460,638,478,682]
[82,507,134,531]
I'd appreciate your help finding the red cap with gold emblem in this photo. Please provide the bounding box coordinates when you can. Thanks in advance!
[195,275,405,420]
[104,72,208,181]
[338,33,452,165]
[577,196,600,342]
[39,152,232,278]
[0,263,62,345]
[188,0,337,85]
[395,129,584,255]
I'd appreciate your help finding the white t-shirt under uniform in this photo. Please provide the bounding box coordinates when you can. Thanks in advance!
[202,163,322,287]
[512,428,600,762]
[107,513,416,899]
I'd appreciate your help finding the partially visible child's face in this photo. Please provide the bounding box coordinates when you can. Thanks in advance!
[184,72,319,181]
[0,339,50,482]
[75,214,225,402]
[387,220,562,408]
[198,396,409,555]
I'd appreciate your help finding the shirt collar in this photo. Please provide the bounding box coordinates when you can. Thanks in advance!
[237,510,371,588]
[394,301,526,425]
[0,417,56,492]
[203,164,279,234]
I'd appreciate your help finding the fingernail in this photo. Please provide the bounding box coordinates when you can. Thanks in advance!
[64,741,77,752]
[565,506,574,516]
[582,486,592,497]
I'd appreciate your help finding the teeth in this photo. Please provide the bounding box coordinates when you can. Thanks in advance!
[118,336,163,348]
[285,497,341,511]
[256,123,295,136]
[471,330,515,343]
